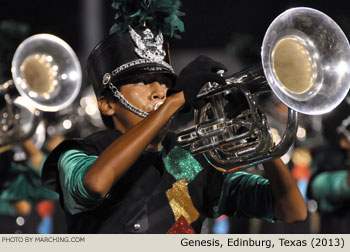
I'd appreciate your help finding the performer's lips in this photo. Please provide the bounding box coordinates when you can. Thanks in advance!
[153,101,164,111]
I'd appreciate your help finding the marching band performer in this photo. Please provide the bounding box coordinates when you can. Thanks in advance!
[42,0,306,233]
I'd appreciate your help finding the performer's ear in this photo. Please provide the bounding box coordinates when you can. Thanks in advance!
[98,96,115,116]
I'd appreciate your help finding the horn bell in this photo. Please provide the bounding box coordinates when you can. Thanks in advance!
[262,7,350,115]
[11,34,82,112]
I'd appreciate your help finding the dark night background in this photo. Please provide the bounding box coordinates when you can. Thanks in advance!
[2,0,350,80]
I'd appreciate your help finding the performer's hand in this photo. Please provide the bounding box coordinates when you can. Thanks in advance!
[168,55,227,109]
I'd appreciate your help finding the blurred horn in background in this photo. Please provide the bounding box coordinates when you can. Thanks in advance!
[0,34,82,150]
[11,33,82,112]
[44,86,104,141]
[0,80,41,150]
[77,86,104,132]
[176,7,350,173]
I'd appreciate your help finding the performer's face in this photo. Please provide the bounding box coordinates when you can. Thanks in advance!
[120,74,170,113]
[102,73,171,133]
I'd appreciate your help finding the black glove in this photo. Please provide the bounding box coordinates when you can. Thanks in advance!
[168,55,227,109]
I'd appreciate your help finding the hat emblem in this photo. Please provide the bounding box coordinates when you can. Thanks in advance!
[129,27,166,62]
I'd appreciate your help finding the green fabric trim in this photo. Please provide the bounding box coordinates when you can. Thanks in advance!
[0,198,16,216]
[0,162,58,202]
[311,170,350,213]
[162,146,203,183]
[58,149,105,215]
[213,171,275,222]
[58,148,162,215]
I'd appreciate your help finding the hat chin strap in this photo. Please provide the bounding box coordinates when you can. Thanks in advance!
[107,81,149,118]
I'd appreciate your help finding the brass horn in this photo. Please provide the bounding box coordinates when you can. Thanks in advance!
[0,81,41,149]
[176,7,350,172]
[11,33,82,112]
[0,34,82,149]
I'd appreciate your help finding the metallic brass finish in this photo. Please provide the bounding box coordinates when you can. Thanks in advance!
[176,7,350,172]
[1,34,82,148]
[20,54,58,97]
[12,33,82,112]
[273,36,315,95]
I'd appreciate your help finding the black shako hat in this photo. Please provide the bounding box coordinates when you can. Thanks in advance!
[87,26,177,98]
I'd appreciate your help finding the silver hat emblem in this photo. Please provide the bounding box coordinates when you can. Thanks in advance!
[129,26,166,62]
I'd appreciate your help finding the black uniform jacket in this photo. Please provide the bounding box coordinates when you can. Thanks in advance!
[42,129,225,233]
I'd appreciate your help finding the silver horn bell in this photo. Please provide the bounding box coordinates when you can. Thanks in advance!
[11,33,82,112]
[1,34,82,149]
[176,7,350,173]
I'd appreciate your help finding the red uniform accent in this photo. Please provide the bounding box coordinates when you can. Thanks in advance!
[167,215,195,234]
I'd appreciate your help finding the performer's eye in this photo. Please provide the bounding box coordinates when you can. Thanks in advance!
[134,79,145,85]
[156,77,172,88]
